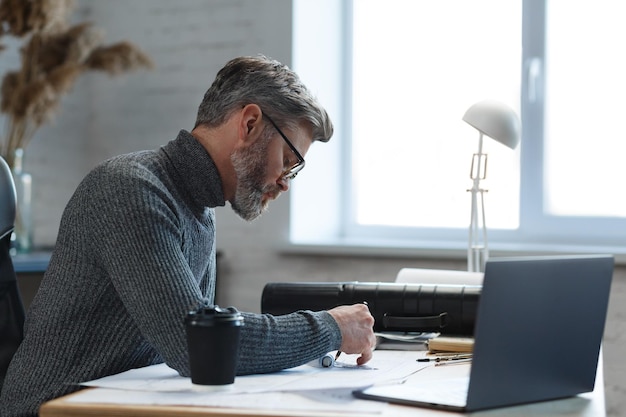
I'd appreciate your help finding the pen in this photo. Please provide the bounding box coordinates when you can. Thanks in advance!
[417,353,473,362]
[434,358,472,366]
[336,301,370,361]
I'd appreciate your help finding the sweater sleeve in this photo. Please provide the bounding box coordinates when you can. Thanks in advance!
[237,310,342,375]
[86,160,342,376]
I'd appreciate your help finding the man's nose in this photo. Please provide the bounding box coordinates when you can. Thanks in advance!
[277,176,290,192]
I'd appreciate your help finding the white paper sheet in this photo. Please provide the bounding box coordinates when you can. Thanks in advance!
[79,351,428,395]
[68,351,431,414]
[66,387,387,414]
[395,268,483,285]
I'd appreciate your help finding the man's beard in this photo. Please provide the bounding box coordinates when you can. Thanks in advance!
[230,135,280,221]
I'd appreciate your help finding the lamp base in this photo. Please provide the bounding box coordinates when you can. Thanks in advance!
[468,245,488,273]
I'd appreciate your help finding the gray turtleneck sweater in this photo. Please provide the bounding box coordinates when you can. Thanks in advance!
[0,130,341,417]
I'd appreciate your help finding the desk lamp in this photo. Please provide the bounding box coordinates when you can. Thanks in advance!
[463,100,520,272]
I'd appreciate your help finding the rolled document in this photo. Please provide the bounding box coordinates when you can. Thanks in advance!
[395,268,483,286]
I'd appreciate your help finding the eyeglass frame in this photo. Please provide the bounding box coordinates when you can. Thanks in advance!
[263,113,306,180]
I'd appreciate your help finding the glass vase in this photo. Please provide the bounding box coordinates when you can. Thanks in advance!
[11,148,33,253]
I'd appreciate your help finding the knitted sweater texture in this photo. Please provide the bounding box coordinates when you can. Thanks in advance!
[0,130,341,417]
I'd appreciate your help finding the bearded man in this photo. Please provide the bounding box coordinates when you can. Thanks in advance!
[0,55,375,417]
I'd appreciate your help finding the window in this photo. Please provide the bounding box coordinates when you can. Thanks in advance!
[291,0,626,259]
[351,0,521,231]
[543,1,626,220]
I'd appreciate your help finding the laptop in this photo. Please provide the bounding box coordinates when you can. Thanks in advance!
[354,254,614,412]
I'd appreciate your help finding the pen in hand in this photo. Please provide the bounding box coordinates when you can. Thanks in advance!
[336,301,370,361]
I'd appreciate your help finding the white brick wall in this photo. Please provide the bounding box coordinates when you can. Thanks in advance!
[16,0,291,247]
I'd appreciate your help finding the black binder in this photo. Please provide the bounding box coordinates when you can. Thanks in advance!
[261,281,481,335]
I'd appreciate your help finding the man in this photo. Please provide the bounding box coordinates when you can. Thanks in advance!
[0,55,376,417]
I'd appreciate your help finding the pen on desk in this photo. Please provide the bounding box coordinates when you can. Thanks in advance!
[434,358,472,366]
[417,353,473,362]
[336,301,370,361]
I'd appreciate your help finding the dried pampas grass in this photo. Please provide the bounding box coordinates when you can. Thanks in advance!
[86,42,154,75]
[0,0,74,37]
[0,0,153,168]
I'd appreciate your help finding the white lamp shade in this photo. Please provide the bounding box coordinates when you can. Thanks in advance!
[462,100,521,149]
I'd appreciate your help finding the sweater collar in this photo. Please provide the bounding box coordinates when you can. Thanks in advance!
[162,129,226,209]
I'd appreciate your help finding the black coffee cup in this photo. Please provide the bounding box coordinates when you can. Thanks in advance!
[185,305,244,388]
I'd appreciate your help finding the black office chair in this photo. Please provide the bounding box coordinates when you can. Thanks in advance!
[0,155,25,391]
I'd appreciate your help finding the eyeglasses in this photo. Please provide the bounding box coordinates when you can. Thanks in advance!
[263,113,306,180]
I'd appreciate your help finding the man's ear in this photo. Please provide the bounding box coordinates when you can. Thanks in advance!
[239,104,264,145]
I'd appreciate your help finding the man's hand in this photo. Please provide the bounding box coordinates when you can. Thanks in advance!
[327,304,376,365]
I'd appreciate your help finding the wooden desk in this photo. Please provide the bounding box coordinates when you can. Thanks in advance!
[38,388,606,417]
[40,357,606,417]
[42,394,359,417]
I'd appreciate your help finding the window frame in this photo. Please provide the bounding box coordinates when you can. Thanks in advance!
[289,0,626,262]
